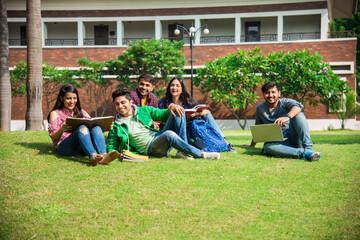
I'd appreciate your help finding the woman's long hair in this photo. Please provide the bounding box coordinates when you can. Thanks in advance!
[47,84,84,121]
[163,77,197,108]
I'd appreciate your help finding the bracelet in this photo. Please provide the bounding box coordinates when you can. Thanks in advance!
[285,113,292,119]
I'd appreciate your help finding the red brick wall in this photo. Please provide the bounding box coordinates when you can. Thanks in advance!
[9,39,357,120]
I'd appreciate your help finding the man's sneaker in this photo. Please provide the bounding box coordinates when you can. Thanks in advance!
[303,151,322,162]
[201,151,220,159]
[176,151,194,160]
[228,143,237,153]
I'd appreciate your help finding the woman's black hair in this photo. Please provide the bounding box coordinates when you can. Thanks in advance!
[163,77,198,109]
[47,84,83,121]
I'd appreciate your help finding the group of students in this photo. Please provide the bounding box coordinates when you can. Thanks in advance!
[48,74,321,166]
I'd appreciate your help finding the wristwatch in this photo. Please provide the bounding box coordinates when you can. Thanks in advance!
[285,113,292,119]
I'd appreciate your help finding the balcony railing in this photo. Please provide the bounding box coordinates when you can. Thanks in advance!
[9,39,26,46]
[45,39,78,46]
[8,31,355,46]
[163,37,191,44]
[283,32,320,41]
[122,37,154,45]
[201,36,235,43]
[328,30,355,38]
[241,34,278,42]
[84,38,117,45]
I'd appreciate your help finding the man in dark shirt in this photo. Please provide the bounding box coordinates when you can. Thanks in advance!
[130,74,158,108]
[244,81,321,161]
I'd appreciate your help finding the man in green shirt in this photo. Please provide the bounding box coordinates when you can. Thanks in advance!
[107,89,220,160]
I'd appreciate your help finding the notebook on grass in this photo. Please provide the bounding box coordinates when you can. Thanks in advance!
[122,150,148,162]
[250,124,287,143]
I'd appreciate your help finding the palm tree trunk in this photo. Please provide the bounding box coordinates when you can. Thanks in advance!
[25,0,43,130]
[0,0,11,131]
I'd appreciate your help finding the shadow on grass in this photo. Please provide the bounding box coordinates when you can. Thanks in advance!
[14,142,91,166]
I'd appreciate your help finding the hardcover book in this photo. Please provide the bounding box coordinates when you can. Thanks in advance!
[184,104,210,115]
[66,116,114,132]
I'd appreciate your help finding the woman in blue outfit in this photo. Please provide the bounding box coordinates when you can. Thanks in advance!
[158,77,236,152]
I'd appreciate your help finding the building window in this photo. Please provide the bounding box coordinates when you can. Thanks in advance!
[94,26,109,45]
[245,22,260,42]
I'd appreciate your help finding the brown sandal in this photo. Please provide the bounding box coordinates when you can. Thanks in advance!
[90,154,103,166]
[100,150,120,165]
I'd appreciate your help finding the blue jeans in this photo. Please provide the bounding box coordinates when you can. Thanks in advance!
[263,112,313,158]
[148,114,202,158]
[57,125,107,157]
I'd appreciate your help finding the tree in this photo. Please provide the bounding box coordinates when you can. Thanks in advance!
[77,57,115,117]
[261,49,349,109]
[195,48,266,129]
[331,4,360,97]
[105,38,186,97]
[10,61,78,125]
[332,91,360,129]
[0,0,11,131]
[25,0,43,130]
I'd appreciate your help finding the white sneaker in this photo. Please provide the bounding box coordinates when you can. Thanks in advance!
[201,152,220,159]
[176,151,194,160]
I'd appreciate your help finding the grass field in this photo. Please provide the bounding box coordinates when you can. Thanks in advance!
[1,130,359,239]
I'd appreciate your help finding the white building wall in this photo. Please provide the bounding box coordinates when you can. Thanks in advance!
[201,19,235,36]
[283,15,321,33]
[123,21,155,38]
[46,22,78,39]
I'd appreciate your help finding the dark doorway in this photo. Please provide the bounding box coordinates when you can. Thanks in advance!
[168,24,183,41]
[245,22,260,42]
[94,26,109,45]
[20,26,26,45]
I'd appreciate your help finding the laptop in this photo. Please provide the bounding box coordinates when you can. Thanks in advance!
[250,124,287,142]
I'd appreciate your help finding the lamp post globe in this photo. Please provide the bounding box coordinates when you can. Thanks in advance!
[173,24,209,97]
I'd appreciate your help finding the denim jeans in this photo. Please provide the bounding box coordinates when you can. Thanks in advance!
[148,114,202,158]
[263,112,313,158]
[57,125,107,157]
[202,113,224,138]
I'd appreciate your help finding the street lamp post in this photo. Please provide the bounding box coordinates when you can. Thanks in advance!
[174,24,209,97]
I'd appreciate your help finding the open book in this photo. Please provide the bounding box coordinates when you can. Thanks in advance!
[66,116,114,132]
[184,104,210,115]
[122,150,149,162]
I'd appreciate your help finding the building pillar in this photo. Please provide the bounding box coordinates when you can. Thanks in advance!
[235,17,241,43]
[194,18,201,44]
[117,20,123,46]
[321,11,329,40]
[277,15,283,42]
[155,19,162,40]
[77,20,83,47]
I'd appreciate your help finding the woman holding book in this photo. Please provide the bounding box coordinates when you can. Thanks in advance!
[158,77,235,152]
[48,84,119,166]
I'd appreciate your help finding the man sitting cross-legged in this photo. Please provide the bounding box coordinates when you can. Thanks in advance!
[107,89,220,160]
[243,81,321,161]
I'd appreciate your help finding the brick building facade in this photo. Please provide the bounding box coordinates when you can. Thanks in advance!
[6,0,358,130]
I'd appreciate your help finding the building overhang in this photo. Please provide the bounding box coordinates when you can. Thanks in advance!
[328,0,358,19]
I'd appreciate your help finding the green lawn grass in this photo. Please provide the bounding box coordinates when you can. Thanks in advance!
[1,130,359,239]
